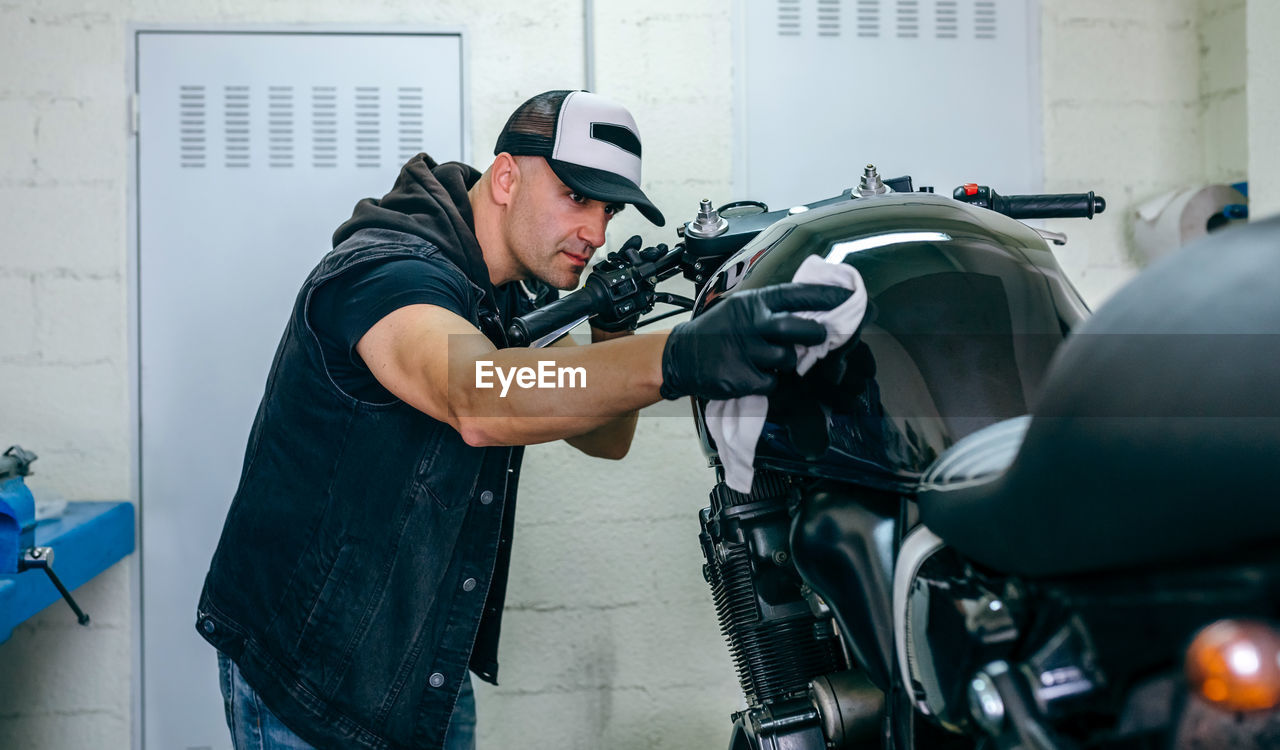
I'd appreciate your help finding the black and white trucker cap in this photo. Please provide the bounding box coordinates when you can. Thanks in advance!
[494,90,665,227]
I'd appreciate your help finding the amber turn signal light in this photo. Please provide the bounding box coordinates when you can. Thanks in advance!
[1185,619,1280,712]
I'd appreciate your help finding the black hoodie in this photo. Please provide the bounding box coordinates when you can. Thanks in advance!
[331,153,505,316]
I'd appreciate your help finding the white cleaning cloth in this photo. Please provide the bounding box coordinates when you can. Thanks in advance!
[705,256,868,494]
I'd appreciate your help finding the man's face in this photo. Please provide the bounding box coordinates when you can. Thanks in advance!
[502,156,624,290]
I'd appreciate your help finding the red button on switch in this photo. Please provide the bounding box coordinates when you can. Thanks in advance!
[964,183,979,196]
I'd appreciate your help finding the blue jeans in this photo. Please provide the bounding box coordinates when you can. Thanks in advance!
[217,652,476,749]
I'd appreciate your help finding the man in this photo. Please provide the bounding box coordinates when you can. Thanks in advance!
[196,90,849,750]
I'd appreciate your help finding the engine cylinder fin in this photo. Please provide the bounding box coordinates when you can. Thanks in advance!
[713,471,789,508]
[708,539,844,705]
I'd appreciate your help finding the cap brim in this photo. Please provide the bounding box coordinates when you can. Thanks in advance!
[546,158,666,227]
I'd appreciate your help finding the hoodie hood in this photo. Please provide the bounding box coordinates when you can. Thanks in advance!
[332,153,492,301]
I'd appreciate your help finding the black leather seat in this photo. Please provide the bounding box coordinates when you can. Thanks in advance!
[917,216,1280,577]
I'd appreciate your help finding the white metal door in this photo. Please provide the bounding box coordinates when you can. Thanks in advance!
[135,29,464,749]
[738,0,1040,208]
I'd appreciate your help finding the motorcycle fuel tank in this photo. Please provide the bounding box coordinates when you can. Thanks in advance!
[692,192,1088,493]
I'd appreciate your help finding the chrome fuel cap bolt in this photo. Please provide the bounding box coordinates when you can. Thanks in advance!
[687,198,729,239]
[858,163,888,196]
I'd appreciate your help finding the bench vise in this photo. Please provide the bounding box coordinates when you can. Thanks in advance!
[1,446,37,574]
[1,446,91,626]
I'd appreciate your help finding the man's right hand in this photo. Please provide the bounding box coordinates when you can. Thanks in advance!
[659,283,853,400]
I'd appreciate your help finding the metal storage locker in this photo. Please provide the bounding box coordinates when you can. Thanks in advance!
[737,0,1041,207]
[133,29,465,749]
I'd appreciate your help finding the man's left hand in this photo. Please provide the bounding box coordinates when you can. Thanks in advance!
[585,235,662,333]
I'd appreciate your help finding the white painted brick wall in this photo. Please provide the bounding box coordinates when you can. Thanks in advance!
[1,5,137,741]
[0,1,1275,748]
[1199,0,1247,184]
[0,276,39,359]
[476,421,741,749]
[594,0,735,251]
[1040,0,1257,306]
[1247,0,1280,218]
[0,562,133,746]
[1041,0,1202,305]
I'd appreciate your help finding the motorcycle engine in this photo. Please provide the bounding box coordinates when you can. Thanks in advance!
[698,471,854,747]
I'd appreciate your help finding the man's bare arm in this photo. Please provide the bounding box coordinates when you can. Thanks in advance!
[551,329,639,459]
[357,304,666,448]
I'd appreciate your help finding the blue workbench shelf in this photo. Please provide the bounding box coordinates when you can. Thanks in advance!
[0,501,135,644]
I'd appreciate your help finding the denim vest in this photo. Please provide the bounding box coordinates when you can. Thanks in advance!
[197,228,526,750]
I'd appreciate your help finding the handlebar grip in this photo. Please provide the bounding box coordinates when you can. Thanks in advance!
[995,191,1106,219]
[507,286,602,347]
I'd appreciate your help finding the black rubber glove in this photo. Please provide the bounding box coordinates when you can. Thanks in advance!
[660,283,853,400]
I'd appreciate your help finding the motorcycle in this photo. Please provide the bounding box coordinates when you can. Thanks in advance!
[508,165,1280,749]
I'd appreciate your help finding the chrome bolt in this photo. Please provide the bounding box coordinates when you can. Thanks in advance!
[858,163,887,196]
[687,198,729,239]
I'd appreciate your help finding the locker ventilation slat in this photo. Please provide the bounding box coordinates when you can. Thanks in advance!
[976,0,997,39]
[777,0,801,38]
[397,86,424,162]
[355,86,381,169]
[897,0,919,38]
[817,0,840,37]
[312,86,338,169]
[268,86,294,169]
[936,0,958,39]
[179,85,206,168]
[224,85,249,168]
[857,0,880,39]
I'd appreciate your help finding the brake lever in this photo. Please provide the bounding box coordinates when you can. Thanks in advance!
[1032,227,1068,246]
[624,242,648,266]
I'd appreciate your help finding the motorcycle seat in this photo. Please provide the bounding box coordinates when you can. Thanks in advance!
[915,216,1280,578]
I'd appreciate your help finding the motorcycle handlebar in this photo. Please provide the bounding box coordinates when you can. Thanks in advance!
[996,192,1106,219]
[953,185,1106,220]
[508,242,687,347]
[506,284,602,347]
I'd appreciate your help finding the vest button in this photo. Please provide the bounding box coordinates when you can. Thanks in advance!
[429,672,445,688]
[479,490,494,505]
[202,618,216,635]
[462,577,477,592]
